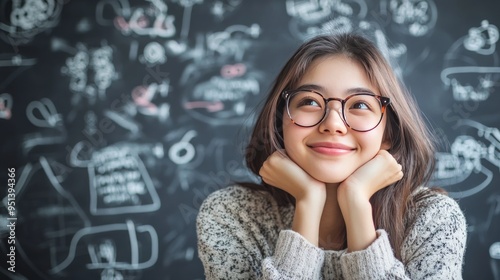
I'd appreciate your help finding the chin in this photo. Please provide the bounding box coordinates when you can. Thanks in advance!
[307,169,350,184]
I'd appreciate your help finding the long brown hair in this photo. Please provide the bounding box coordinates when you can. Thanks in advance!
[242,32,439,260]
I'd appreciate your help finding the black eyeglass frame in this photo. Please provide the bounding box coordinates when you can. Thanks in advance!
[281,89,391,132]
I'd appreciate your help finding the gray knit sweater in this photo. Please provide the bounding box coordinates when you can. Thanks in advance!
[197,185,467,279]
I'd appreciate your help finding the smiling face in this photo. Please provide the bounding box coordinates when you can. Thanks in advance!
[282,55,390,183]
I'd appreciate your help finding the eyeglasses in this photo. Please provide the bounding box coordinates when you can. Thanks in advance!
[282,89,391,132]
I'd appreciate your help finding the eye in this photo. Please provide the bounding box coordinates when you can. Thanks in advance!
[288,91,325,112]
[297,97,321,107]
[350,101,370,110]
[346,94,379,112]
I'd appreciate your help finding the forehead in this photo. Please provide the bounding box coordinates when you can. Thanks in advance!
[298,55,379,96]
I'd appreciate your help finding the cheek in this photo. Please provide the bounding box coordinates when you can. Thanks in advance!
[282,119,300,152]
[357,124,387,156]
[282,118,310,164]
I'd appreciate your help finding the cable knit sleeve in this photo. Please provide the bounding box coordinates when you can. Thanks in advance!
[338,193,467,280]
[196,186,324,280]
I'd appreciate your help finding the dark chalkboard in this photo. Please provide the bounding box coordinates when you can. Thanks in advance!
[0,1,499,279]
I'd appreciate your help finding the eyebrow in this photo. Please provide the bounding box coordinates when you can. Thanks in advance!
[295,83,377,96]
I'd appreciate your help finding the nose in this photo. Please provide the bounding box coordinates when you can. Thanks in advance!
[318,101,348,134]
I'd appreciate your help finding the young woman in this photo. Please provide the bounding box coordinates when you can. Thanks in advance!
[197,32,467,279]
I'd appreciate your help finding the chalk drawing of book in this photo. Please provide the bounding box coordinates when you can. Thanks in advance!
[87,144,161,215]
[50,219,158,274]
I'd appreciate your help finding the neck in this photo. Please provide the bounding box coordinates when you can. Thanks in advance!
[318,183,346,250]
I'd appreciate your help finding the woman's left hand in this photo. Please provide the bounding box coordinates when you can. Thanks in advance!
[337,149,403,203]
[337,150,403,252]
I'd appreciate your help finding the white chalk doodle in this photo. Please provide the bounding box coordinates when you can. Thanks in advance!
[440,67,500,102]
[61,43,119,104]
[178,24,264,125]
[23,98,67,154]
[285,0,368,40]
[103,110,141,135]
[206,24,261,59]
[492,242,500,259]
[209,0,243,20]
[464,20,499,55]
[140,41,167,64]
[97,0,196,63]
[97,0,201,61]
[385,0,438,37]
[113,0,176,38]
[181,65,262,124]
[50,220,158,273]
[286,0,367,22]
[0,54,37,67]
[130,81,171,122]
[39,157,91,228]
[441,20,500,102]
[26,98,62,128]
[168,130,197,165]
[0,158,90,278]
[177,23,261,63]
[433,120,500,198]
[163,128,207,193]
[0,0,62,45]
[88,145,161,215]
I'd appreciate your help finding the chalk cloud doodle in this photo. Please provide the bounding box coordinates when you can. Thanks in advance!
[60,42,120,105]
[0,0,63,45]
[382,0,438,37]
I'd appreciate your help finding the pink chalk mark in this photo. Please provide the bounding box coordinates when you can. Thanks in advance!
[221,63,246,78]
[184,101,224,112]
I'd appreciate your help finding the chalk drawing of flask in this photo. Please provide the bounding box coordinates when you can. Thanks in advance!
[13,157,91,273]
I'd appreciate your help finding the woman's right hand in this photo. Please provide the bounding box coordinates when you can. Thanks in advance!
[259,150,327,201]
[259,150,327,246]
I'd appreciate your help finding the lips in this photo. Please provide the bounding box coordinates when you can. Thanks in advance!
[308,142,355,155]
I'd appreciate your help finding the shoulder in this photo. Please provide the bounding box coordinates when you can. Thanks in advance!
[400,190,467,277]
[199,185,275,214]
[404,188,467,245]
[197,184,290,226]
[411,188,466,227]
